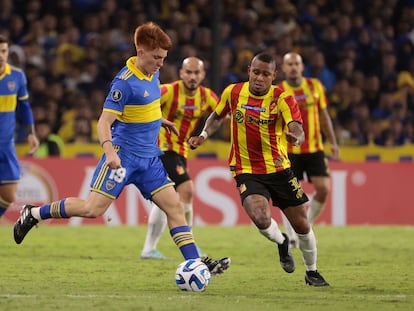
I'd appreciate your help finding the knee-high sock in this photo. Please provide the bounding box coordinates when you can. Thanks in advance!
[307,198,324,224]
[183,203,193,227]
[259,218,285,244]
[170,225,199,259]
[281,213,298,242]
[297,228,317,271]
[142,202,167,253]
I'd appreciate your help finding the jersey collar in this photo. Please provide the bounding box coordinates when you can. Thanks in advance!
[126,57,153,81]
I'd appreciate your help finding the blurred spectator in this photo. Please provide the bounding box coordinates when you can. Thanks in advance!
[303,50,336,92]
[3,0,414,147]
[67,115,97,144]
[33,119,64,158]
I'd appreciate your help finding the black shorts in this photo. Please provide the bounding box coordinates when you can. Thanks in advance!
[234,169,309,210]
[160,151,190,188]
[288,150,329,182]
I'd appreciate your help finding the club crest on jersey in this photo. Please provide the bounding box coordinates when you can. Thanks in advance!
[7,81,16,91]
[270,101,277,111]
[111,89,122,101]
[176,165,185,175]
[238,183,247,194]
[105,180,116,191]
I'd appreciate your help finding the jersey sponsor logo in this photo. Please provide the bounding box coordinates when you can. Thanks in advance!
[7,81,16,92]
[173,110,196,120]
[246,115,275,126]
[298,102,315,109]
[235,110,244,123]
[241,104,266,112]
[144,90,150,97]
[111,90,122,101]
[294,94,308,101]
[180,105,199,110]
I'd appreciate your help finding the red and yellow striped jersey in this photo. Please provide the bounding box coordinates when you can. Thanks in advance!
[278,78,327,154]
[159,80,218,158]
[215,82,302,175]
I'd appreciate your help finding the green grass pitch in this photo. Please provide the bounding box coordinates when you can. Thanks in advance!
[0,224,413,311]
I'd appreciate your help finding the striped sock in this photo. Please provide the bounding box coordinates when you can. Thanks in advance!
[170,225,199,260]
[40,199,68,219]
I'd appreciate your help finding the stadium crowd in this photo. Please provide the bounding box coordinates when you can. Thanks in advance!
[2,0,414,151]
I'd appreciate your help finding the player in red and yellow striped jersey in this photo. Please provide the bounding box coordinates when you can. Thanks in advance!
[278,52,339,248]
[141,57,218,259]
[189,53,329,286]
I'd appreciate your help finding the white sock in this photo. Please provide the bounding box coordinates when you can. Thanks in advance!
[31,207,41,220]
[307,198,324,224]
[183,203,193,227]
[141,202,167,253]
[281,213,297,242]
[259,218,285,244]
[297,228,317,271]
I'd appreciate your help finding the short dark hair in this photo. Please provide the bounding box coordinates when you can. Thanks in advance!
[252,53,275,66]
[0,35,8,44]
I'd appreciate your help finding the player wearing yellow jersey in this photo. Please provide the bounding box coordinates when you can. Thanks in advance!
[279,52,339,247]
[189,52,329,286]
[141,57,218,259]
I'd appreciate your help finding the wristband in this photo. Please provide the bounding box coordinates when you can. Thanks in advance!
[200,130,208,140]
[101,139,112,147]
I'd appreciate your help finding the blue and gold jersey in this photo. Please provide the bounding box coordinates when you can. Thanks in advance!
[103,57,163,157]
[0,63,30,144]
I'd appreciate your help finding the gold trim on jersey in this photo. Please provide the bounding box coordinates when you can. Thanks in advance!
[119,100,161,123]
[120,69,134,81]
[126,57,153,81]
[0,95,17,111]
[0,63,12,80]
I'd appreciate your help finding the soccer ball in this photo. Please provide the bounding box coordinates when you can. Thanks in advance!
[175,259,211,292]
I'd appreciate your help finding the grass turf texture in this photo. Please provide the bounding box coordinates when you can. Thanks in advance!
[0,225,413,311]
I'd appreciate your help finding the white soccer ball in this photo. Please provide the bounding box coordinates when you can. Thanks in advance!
[175,259,211,292]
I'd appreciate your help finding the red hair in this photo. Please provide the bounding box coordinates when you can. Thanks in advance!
[134,22,172,51]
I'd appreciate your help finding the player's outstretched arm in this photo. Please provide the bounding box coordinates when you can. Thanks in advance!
[188,112,222,149]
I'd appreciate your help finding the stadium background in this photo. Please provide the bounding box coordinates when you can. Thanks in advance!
[2,0,414,224]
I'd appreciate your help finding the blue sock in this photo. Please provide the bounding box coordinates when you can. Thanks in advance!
[40,199,68,219]
[170,225,200,260]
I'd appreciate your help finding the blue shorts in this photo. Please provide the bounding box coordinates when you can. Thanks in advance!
[0,143,20,184]
[90,146,174,200]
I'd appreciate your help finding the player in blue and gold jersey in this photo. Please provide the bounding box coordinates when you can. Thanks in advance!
[141,57,218,259]
[13,23,230,275]
[0,35,39,220]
